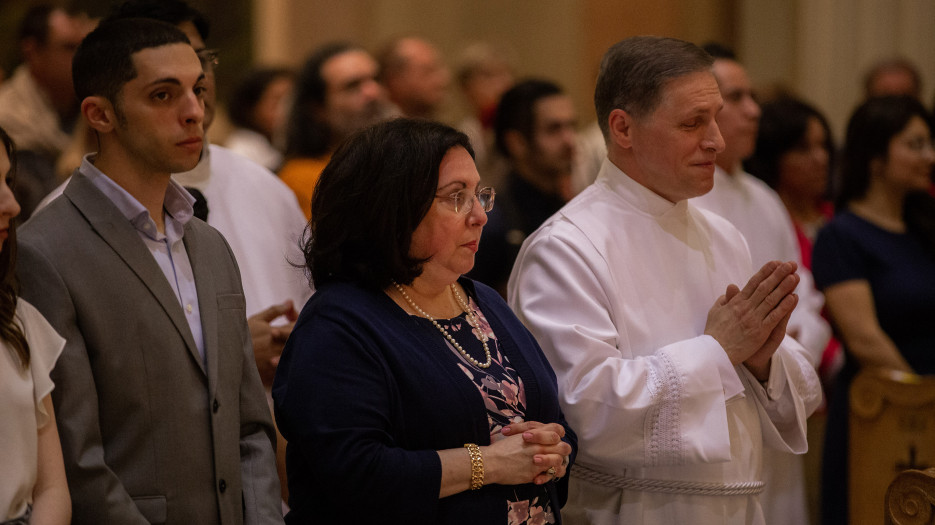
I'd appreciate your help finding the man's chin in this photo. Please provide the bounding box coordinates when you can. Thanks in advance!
[172,158,202,174]
[695,179,716,198]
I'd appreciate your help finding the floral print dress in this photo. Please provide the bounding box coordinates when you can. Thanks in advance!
[418,295,556,525]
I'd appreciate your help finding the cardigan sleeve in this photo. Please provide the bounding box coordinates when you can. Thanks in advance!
[273,305,443,523]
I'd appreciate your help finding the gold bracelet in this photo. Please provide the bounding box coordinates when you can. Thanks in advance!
[464,443,484,490]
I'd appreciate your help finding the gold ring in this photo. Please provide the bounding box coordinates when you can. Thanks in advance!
[547,466,556,477]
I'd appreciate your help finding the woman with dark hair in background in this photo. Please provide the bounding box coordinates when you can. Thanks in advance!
[746,97,842,382]
[0,126,70,524]
[811,96,935,525]
[273,118,575,524]
[225,67,295,171]
[747,97,835,264]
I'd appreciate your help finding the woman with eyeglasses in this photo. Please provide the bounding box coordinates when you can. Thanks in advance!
[273,118,576,524]
[811,96,935,525]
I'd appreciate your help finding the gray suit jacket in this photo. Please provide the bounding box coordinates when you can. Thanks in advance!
[19,171,283,524]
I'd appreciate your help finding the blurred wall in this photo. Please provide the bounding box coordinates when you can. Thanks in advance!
[739,0,935,141]
[252,0,732,126]
[251,0,935,141]
[2,1,931,143]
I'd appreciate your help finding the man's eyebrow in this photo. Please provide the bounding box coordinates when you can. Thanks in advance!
[145,77,182,88]
[145,72,207,88]
[683,106,715,117]
[340,73,374,90]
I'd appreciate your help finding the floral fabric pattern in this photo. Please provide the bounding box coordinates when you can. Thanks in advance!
[431,296,555,525]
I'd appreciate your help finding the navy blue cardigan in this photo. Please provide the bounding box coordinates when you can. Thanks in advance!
[273,278,576,524]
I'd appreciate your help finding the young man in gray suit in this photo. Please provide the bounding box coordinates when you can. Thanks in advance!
[17,18,283,524]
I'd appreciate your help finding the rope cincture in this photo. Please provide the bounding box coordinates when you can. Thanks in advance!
[572,463,765,496]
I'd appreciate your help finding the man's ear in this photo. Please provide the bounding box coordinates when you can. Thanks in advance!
[503,129,529,160]
[608,108,635,150]
[81,96,117,133]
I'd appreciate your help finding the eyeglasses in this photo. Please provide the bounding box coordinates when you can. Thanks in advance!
[436,186,495,214]
[197,49,220,70]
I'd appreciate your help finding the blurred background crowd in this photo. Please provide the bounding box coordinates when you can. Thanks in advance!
[2,1,934,524]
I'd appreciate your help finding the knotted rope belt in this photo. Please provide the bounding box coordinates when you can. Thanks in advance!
[572,463,765,496]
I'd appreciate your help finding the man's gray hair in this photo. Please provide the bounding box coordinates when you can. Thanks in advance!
[594,36,713,139]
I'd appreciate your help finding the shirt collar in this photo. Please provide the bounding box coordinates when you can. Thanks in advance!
[596,158,687,218]
[80,154,196,242]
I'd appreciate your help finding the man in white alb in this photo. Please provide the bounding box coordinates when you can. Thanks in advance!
[508,36,822,525]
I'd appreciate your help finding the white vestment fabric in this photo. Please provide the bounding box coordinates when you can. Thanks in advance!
[224,128,283,173]
[692,165,830,525]
[173,145,311,317]
[508,160,822,525]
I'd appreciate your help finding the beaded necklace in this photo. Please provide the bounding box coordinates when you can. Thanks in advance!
[393,281,492,369]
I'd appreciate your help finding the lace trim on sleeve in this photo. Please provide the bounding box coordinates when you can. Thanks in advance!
[645,351,683,466]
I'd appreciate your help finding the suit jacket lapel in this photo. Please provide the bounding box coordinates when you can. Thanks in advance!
[185,225,219,396]
[64,173,206,375]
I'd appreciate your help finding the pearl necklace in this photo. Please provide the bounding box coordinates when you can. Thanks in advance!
[393,282,492,369]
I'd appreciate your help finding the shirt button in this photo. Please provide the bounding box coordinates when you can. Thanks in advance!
[218,479,227,493]
[186,304,193,314]
[213,399,219,413]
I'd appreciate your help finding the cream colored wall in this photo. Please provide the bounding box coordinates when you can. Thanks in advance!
[739,0,935,142]
[251,0,934,142]
[250,0,730,125]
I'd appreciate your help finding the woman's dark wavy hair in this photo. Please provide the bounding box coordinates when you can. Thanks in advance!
[0,126,29,368]
[746,96,834,191]
[228,67,294,134]
[837,95,932,210]
[839,96,935,257]
[305,118,474,290]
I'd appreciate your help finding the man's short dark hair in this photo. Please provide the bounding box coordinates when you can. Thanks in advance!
[494,78,563,158]
[700,42,737,61]
[594,36,713,139]
[18,4,56,46]
[285,42,359,159]
[72,18,191,103]
[305,118,473,290]
[108,0,209,42]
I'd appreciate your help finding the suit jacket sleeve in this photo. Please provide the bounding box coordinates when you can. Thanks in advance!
[214,234,284,525]
[19,240,150,524]
[238,325,284,525]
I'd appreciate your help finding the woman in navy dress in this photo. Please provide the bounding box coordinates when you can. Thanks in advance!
[273,118,576,524]
[812,96,935,525]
